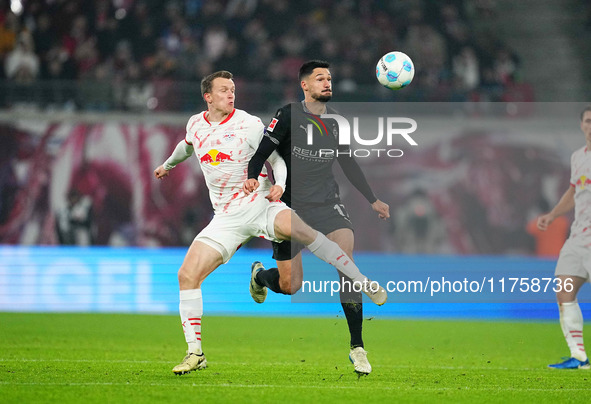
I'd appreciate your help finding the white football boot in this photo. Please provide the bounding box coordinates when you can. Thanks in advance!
[172,352,207,375]
[349,347,372,374]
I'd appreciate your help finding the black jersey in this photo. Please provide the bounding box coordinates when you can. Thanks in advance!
[248,101,377,210]
[265,102,345,208]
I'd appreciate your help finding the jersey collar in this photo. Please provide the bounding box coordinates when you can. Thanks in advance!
[203,108,236,126]
[301,100,327,116]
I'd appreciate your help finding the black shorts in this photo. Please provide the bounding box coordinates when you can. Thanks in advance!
[271,202,354,261]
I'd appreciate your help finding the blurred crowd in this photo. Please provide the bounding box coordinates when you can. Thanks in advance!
[0,0,526,111]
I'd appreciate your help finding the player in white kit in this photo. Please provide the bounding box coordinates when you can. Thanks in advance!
[538,105,591,369]
[153,71,387,375]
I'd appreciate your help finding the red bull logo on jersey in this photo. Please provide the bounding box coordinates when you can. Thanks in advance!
[199,149,233,166]
[576,175,591,189]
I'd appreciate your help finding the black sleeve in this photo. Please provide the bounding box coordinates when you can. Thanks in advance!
[248,105,291,179]
[266,106,291,145]
[248,135,278,179]
[336,153,377,204]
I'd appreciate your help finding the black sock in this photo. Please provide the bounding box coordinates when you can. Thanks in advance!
[340,288,364,348]
[255,267,285,294]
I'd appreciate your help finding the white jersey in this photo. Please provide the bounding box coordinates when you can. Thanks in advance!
[185,108,272,214]
[569,145,591,246]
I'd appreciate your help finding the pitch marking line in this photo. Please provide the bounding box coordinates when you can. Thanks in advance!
[0,358,566,372]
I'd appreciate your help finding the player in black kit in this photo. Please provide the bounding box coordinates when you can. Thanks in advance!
[243,60,390,375]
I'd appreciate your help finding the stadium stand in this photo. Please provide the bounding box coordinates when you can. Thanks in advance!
[0,0,529,111]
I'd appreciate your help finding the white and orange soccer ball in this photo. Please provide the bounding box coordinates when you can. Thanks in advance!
[376,51,415,90]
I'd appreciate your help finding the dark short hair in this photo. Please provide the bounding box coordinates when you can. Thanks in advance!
[581,105,591,121]
[201,70,233,97]
[298,60,330,81]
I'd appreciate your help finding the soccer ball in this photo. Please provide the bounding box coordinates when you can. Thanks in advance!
[376,51,415,90]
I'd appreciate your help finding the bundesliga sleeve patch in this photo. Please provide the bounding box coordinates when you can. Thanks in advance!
[267,118,279,132]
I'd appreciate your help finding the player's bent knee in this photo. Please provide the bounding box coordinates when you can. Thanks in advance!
[279,276,302,295]
[177,261,209,289]
[555,275,585,304]
[178,267,197,289]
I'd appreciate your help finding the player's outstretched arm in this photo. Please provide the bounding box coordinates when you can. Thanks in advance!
[154,140,194,180]
[337,153,390,219]
[537,185,575,231]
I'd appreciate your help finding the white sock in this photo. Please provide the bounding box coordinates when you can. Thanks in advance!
[306,232,366,285]
[559,301,587,361]
[179,288,203,354]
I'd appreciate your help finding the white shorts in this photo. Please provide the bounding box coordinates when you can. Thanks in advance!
[195,195,289,263]
[555,239,591,281]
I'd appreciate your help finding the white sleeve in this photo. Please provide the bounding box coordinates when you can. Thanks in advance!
[245,116,265,150]
[185,114,198,145]
[163,140,194,170]
[267,150,287,191]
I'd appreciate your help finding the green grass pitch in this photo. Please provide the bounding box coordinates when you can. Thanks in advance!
[1,312,590,403]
